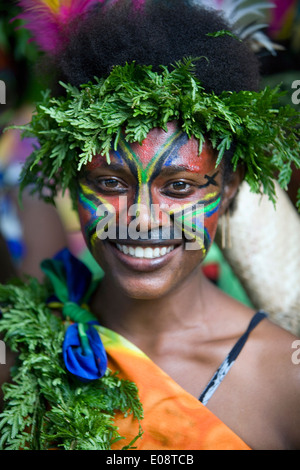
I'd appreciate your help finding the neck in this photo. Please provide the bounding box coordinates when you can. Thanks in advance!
[92,266,212,340]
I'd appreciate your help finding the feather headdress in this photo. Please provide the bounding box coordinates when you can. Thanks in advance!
[15,0,109,53]
[15,0,279,55]
[191,0,281,54]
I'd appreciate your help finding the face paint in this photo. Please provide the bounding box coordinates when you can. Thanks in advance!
[170,190,221,252]
[77,121,222,257]
[77,181,114,250]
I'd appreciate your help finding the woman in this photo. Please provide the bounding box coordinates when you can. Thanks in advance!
[0,0,299,450]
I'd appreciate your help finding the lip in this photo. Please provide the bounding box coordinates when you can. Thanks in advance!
[107,238,182,247]
[105,240,183,272]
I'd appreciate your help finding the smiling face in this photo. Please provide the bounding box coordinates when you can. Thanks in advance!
[77,121,235,299]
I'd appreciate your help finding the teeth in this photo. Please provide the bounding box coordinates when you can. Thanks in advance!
[116,244,175,259]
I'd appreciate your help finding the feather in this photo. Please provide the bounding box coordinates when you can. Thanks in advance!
[220,0,250,17]
[268,0,297,38]
[14,0,280,56]
[229,4,274,24]
[237,22,269,38]
[192,0,278,54]
[248,30,284,54]
[14,0,149,53]
[14,0,106,53]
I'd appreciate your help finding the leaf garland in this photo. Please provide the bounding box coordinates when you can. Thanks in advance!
[0,280,143,450]
[14,58,300,209]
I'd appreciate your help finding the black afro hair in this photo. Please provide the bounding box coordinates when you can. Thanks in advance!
[53,0,260,95]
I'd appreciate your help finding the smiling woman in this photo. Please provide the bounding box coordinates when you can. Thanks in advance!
[77,122,230,300]
[0,0,300,452]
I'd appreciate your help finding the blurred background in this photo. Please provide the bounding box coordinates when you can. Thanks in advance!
[0,0,92,283]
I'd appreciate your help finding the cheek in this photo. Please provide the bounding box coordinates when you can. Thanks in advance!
[173,191,221,254]
[203,205,220,246]
[147,187,221,251]
[201,192,222,253]
[77,186,130,248]
[77,194,96,247]
[77,183,114,248]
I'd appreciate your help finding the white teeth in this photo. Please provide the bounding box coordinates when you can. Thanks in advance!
[153,247,160,258]
[144,247,153,259]
[116,243,175,259]
[135,247,144,258]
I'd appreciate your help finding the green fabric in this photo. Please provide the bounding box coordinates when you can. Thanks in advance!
[41,258,69,301]
[62,301,96,323]
[79,248,105,281]
[40,257,96,323]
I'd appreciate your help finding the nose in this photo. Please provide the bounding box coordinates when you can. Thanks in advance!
[129,184,171,235]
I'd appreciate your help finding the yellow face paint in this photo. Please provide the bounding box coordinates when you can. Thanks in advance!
[77,122,222,255]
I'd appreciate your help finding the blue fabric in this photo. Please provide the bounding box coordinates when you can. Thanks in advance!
[63,321,108,382]
[53,248,94,305]
[42,248,108,382]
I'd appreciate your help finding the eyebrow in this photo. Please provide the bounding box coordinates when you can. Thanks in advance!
[159,165,203,175]
[84,162,126,173]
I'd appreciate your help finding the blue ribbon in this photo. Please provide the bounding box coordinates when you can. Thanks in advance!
[63,321,108,382]
[41,248,108,382]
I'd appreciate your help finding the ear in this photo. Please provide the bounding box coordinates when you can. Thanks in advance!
[219,165,244,216]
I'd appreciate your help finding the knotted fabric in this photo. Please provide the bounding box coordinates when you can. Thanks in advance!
[41,248,107,382]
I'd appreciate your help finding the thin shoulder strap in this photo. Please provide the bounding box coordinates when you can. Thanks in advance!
[199,311,267,406]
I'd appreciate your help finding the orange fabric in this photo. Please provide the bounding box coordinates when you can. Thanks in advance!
[96,326,251,451]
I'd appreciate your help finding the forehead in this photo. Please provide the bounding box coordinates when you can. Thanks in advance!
[85,121,217,174]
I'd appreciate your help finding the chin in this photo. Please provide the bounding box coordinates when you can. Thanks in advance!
[111,272,177,300]
[91,239,205,300]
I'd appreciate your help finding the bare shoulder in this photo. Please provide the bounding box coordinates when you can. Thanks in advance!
[255,317,300,382]
[247,316,300,449]
[207,297,300,450]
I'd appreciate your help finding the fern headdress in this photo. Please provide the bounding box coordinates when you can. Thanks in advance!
[11,0,300,210]
[9,0,300,210]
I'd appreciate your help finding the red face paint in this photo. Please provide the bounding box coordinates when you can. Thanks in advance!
[78,121,222,253]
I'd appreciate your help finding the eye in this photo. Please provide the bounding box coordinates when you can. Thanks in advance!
[95,177,128,193]
[102,179,119,189]
[171,182,189,191]
[163,181,193,197]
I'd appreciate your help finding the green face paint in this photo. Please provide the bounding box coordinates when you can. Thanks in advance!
[77,122,222,255]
